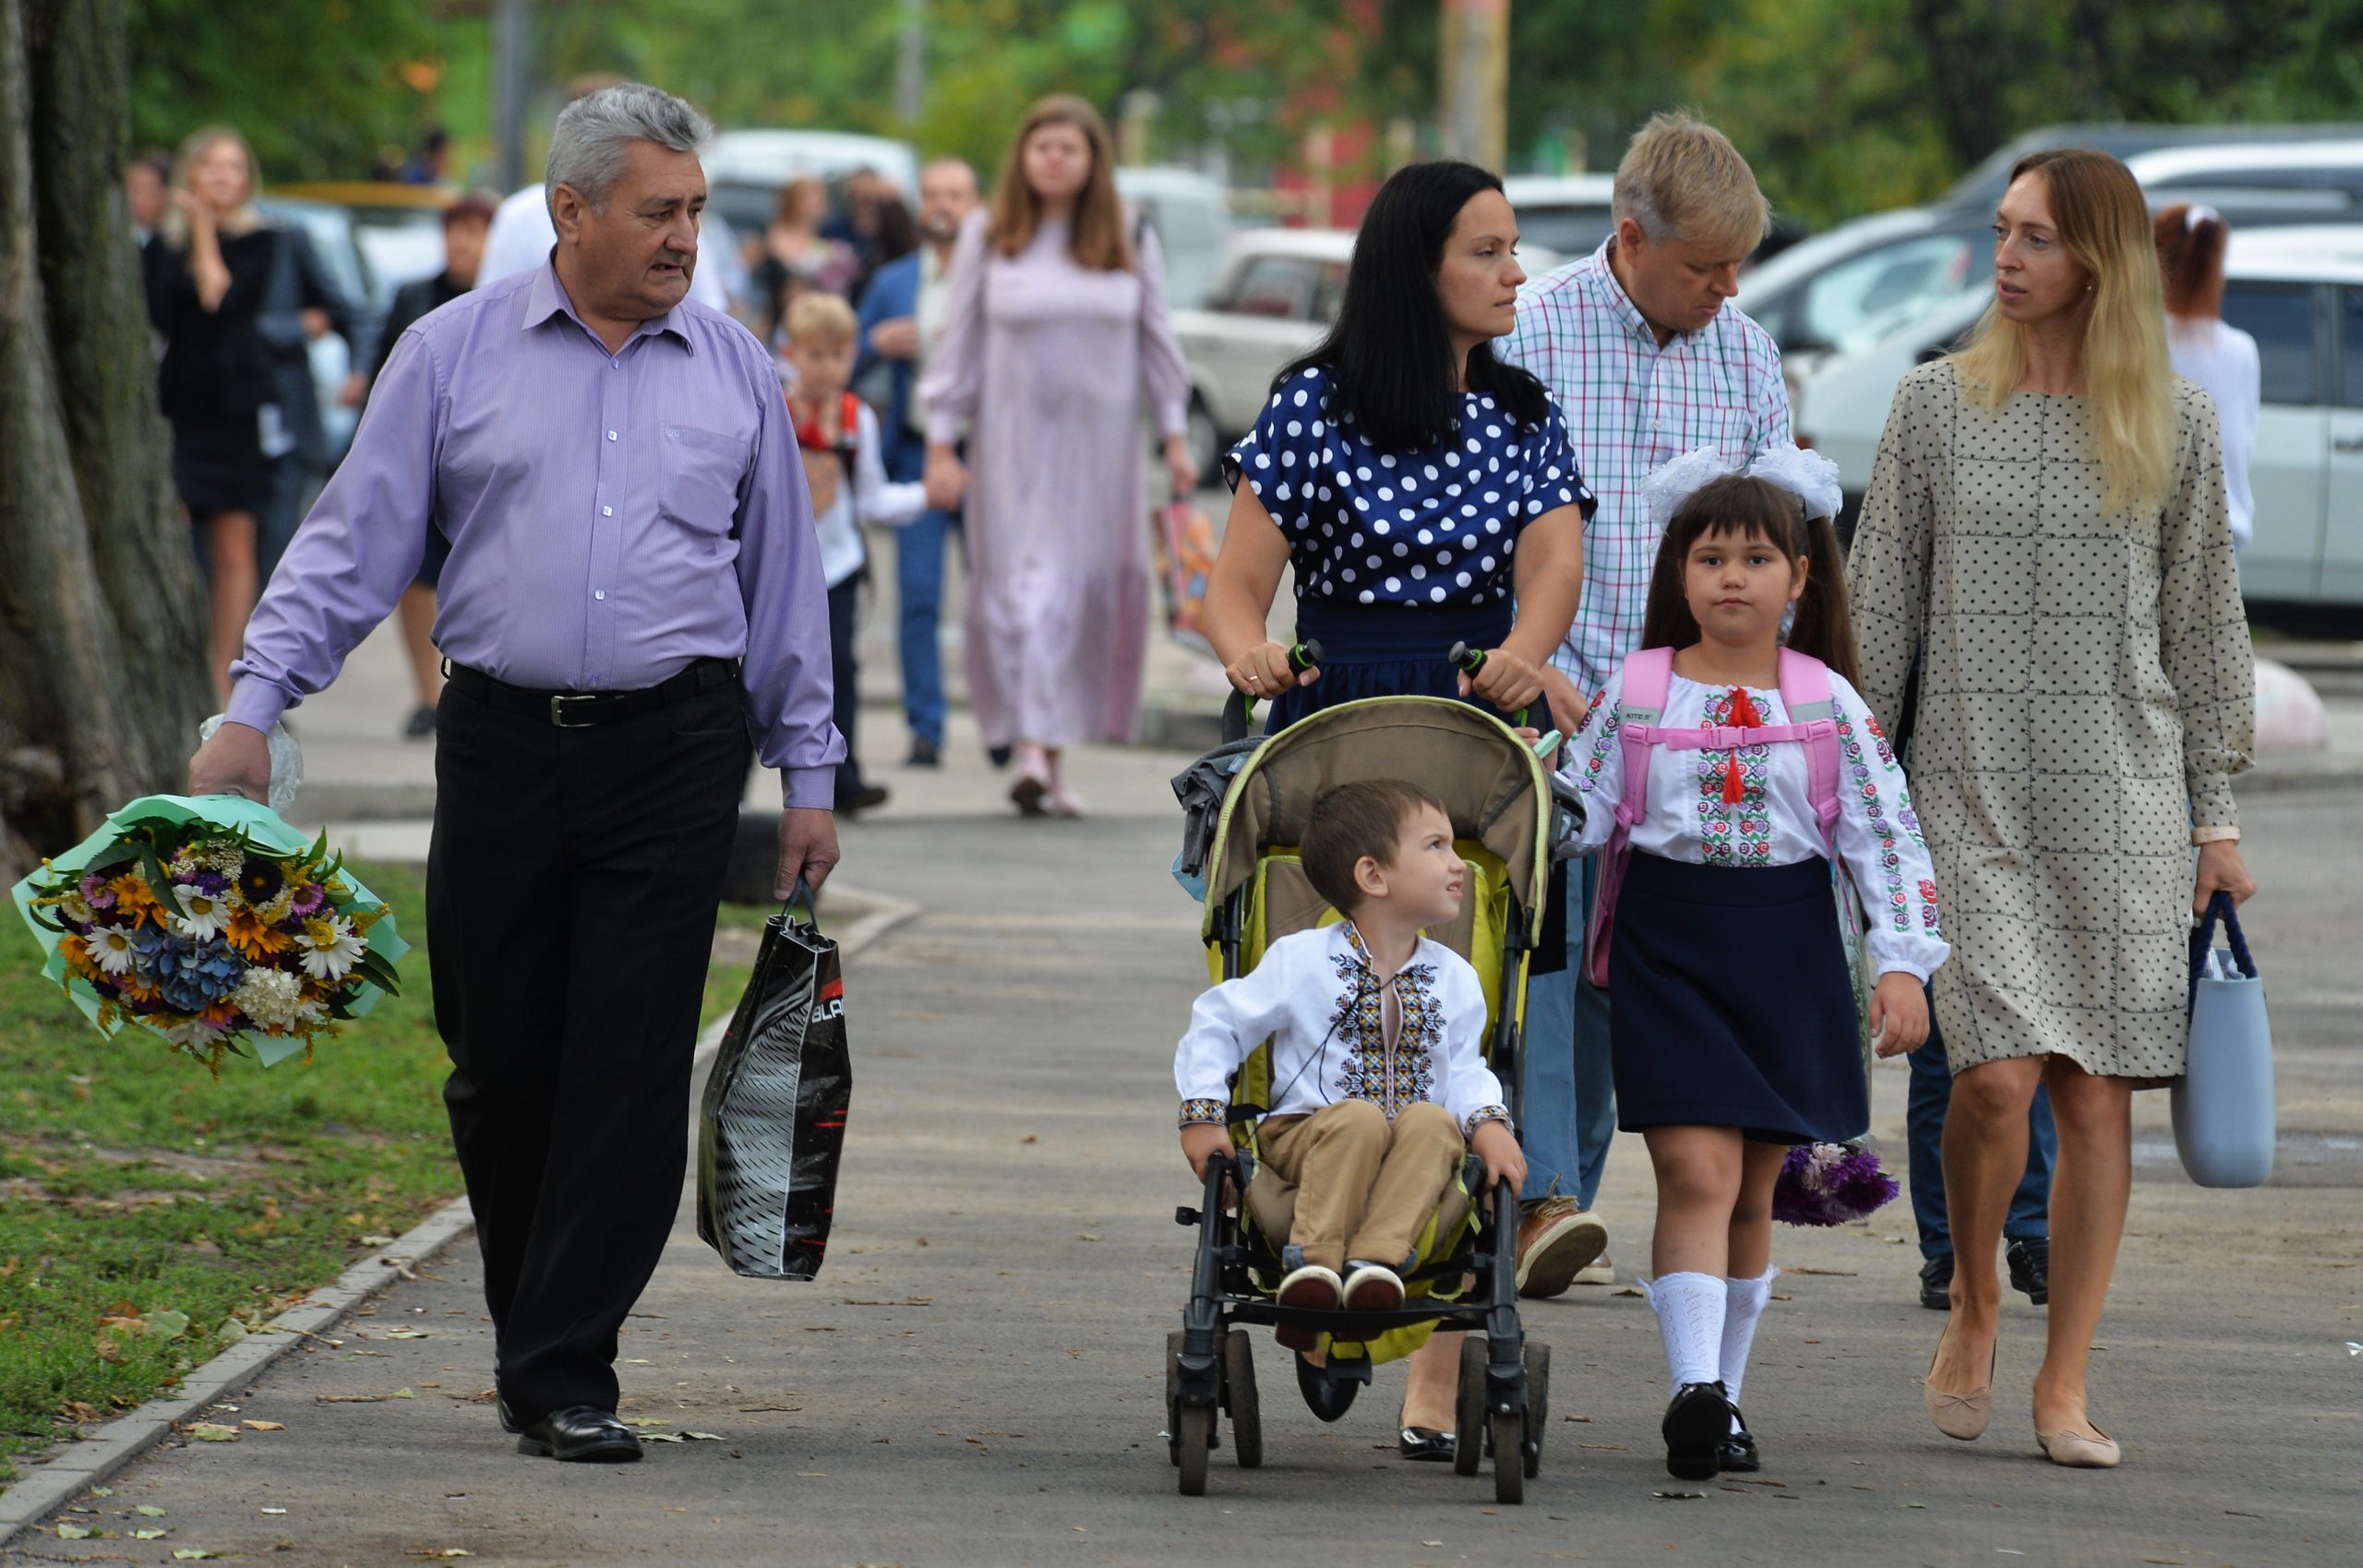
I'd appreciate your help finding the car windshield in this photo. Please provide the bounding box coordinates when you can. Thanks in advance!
[1516,204,1615,257]
[1753,228,1992,354]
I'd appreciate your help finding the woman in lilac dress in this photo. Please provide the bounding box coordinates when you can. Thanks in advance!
[920,94,1197,817]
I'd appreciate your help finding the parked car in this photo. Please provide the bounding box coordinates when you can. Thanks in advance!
[702,128,919,235]
[1114,165,1233,308]
[1504,173,1617,258]
[1792,225,2363,614]
[1171,228,1563,479]
[1941,122,2363,211]
[1741,140,2363,378]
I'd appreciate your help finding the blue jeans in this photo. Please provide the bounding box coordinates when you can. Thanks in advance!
[1906,1008,2056,1259]
[894,508,961,748]
[1519,858,1618,1207]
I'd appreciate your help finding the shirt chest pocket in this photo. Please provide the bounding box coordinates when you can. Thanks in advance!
[657,424,750,534]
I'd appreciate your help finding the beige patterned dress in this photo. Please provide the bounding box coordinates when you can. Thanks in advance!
[1846,361,2253,1083]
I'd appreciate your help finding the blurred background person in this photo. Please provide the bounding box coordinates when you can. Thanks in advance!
[253,201,368,585]
[2155,204,2258,551]
[358,190,499,737]
[402,126,452,186]
[124,149,171,246]
[856,157,981,768]
[920,95,1196,818]
[825,163,893,281]
[143,126,280,701]
[850,193,919,314]
[753,176,857,342]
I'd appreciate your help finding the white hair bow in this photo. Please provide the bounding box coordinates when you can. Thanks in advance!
[1640,441,1845,527]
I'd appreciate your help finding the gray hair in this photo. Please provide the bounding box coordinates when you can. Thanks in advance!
[545,82,712,215]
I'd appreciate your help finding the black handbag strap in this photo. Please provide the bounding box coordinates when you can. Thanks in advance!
[2189,890,2257,983]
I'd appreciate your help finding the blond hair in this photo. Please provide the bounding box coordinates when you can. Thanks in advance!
[161,126,264,246]
[786,291,858,350]
[1951,149,2175,513]
[988,94,1134,272]
[1612,111,1769,254]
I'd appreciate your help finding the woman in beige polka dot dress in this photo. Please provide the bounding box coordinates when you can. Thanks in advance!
[1847,150,2256,1469]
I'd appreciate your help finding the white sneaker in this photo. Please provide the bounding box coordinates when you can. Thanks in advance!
[1342,1262,1405,1312]
[1275,1263,1343,1351]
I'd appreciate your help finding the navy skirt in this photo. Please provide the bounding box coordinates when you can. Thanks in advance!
[1265,596,1565,971]
[1608,854,1866,1145]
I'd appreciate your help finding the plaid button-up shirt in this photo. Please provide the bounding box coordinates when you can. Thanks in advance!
[1499,241,1791,694]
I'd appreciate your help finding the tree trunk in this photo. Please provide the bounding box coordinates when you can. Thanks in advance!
[0,0,209,882]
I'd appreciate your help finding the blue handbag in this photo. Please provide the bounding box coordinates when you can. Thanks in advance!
[2171,892,2274,1189]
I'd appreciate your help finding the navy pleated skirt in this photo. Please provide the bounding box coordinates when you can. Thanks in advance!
[1608,854,1866,1145]
[1265,596,1565,971]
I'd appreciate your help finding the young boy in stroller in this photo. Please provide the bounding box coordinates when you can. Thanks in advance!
[1176,780,1527,1334]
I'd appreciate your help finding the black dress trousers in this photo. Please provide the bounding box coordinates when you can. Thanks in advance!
[427,678,753,1423]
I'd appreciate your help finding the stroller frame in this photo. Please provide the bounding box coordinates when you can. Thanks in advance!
[1166,692,1555,1504]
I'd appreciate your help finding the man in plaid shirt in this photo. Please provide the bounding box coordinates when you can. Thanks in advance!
[1499,113,1789,1296]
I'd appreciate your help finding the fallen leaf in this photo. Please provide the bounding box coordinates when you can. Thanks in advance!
[241,1419,286,1431]
[1075,1233,1102,1242]
[1577,1442,1625,1450]
[1422,1541,1445,1548]
[56,1523,99,1538]
[682,1430,723,1442]
[1787,1267,1858,1276]
[624,1418,674,1428]
[405,1552,472,1561]
[1652,1490,1705,1501]
[260,1507,288,1514]
[642,1432,685,1442]
[134,1528,172,1539]
[358,1234,396,1247]
[174,1552,223,1562]
[384,1329,431,1340]
[136,1504,169,1516]
[186,1422,240,1442]
[1903,1502,1927,1508]
[147,1310,192,1340]
[1020,1134,1038,1143]
[620,1358,653,1364]
[392,1387,416,1398]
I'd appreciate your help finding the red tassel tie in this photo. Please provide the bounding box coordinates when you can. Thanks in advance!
[1721,687,1764,804]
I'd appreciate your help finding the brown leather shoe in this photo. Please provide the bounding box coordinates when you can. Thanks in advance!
[1515,1197,1608,1299]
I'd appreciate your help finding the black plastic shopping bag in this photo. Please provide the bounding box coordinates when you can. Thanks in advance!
[696,901,852,1278]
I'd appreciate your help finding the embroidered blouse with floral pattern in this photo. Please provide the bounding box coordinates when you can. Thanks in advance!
[1174,921,1511,1136]
[1560,664,1950,980]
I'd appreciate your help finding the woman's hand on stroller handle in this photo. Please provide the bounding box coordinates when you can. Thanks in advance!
[1226,640,1322,700]
[1469,1119,1526,1192]
[1453,644,1546,718]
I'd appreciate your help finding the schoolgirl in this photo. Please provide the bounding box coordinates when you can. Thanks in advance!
[1557,446,1949,1479]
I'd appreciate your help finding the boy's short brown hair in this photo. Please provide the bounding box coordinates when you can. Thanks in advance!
[786,291,858,351]
[1299,780,1451,918]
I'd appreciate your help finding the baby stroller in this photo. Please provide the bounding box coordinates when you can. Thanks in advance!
[1165,685,1576,1503]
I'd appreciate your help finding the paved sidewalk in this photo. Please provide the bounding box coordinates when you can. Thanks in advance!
[6,704,2357,1562]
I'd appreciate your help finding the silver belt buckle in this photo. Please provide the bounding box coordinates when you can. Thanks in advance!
[549,692,598,728]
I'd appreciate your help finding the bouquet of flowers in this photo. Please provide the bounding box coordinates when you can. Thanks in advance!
[11,795,407,1076]
[1770,1139,1901,1227]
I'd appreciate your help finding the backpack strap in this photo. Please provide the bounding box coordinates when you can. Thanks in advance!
[834,391,862,485]
[1585,647,1674,988]
[1778,648,1842,856]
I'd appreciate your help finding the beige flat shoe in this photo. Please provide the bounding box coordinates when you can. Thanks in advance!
[1924,1335,1995,1442]
[2035,1422,2121,1468]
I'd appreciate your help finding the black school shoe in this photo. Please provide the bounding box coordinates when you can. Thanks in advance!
[2008,1238,2051,1305]
[1718,1408,1760,1473]
[1919,1253,1953,1311]
[1661,1381,1731,1481]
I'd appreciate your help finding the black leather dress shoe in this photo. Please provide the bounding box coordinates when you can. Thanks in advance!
[497,1397,521,1434]
[1718,1408,1760,1472]
[1661,1381,1731,1481]
[1919,1253,1953,1311]
[1397,1426,1456,1462]
[2007,1238,2050,1305]
[517,1405,642,1463]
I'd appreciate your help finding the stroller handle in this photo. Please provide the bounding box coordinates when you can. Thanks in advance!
[1219,639,1325,745]
[1448,640,1534,731]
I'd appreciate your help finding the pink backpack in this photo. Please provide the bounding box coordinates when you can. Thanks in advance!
[1583,646,1843,988]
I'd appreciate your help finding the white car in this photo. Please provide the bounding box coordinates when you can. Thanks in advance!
[702,128,920,235]
[1115,166,1234,309]
[1504,173,1617,259]
[1793,225,2363,610]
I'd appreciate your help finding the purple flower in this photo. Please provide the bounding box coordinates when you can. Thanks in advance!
[290,882,326,916]
[1772,1142,1901,1227]
[80,875,114,908]
[195,870,230,897]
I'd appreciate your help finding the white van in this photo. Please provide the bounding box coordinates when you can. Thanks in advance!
[1792,225,2363,610]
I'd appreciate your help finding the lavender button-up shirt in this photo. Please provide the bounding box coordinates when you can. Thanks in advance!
[226,260,844,806]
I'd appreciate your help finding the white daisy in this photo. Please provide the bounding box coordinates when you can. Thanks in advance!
[56,891,94,924]
[90,926,139,976]
[295,916,366,982]
[232,966,306,1028]
[172,884,231,941]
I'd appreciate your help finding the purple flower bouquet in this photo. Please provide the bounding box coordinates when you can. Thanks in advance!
[1770,1140,1900,1227]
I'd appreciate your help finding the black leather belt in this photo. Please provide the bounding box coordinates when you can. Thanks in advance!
[442,656,739,729]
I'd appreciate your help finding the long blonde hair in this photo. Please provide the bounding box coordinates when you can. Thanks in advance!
[986,94,1133,271]
[1950,149,2175,512]
[160,126,265,247]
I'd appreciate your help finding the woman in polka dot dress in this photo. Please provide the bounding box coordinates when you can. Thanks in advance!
[1200,160,1594,738]
[1197,160,1595,1462]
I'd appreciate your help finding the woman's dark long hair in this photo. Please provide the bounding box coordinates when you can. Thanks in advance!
[1638,474,1863,688]
[1277,160,1551,452]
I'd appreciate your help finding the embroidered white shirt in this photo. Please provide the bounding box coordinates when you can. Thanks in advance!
[1174,922,1510,1135]
[809,401,927,589]
[1560,665,1951,980]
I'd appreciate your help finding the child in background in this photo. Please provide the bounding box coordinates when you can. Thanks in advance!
[785,293,927,815]
[1174,780,1526,1354]
[1557,450,1948,1480]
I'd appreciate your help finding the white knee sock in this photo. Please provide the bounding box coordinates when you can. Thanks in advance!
[1642,1271,1727,1391]
[1721,1268,1778,1425]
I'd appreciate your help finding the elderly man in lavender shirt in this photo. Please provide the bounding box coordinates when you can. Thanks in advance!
[188,84,842,1465]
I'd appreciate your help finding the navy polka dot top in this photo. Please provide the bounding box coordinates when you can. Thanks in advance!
[1221,365,1595,609]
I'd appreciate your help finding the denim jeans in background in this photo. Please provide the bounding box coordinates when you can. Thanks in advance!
[1906,1004,2056,1258]
[1519,857,1619,1208]
[894,507,961,749]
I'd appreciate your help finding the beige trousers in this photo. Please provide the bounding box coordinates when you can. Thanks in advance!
[1259,1099,1464,1273]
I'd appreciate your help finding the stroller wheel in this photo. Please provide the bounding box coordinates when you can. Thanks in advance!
[1225,1330,1263,1468]
[1491,1405,1525,1504]
[1452,1335,1485,1477]
[1165,1330,1184,1468]
[1176,1403,1215,1496]
[1295,1349,1361,1423]
[1522,1341,1551,1479]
